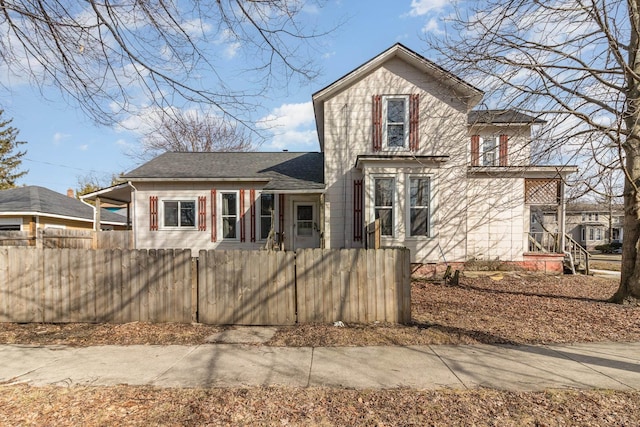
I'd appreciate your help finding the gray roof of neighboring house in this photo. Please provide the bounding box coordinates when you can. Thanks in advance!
[123,152,325,191]
[468,109,546,125]
[0,186,127,224]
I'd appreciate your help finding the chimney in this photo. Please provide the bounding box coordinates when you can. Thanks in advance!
[67,188,74,198]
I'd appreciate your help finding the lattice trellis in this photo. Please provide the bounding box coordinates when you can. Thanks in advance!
[525,179,561,205]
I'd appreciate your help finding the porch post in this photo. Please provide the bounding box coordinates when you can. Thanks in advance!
[559,181,566,253]
[95,196,101,231]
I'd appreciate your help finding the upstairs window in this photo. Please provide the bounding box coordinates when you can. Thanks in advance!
[482,136,498,166]
[163,200,195,228]
[384,96,409,148]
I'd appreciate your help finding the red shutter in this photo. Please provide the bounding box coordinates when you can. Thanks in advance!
[372,95,382,152]
[278,194,285,243]
[198,196,207,231]
[211,189,217,242]
[353,179,363,242]
[471,135,480,166]
[499,134,508,166]
[239,189,246,242]
[409,94,420,151]
[149,196,158,231]
[250,189,256,242]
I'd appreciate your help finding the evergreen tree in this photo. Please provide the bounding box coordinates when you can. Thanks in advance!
[0,110,27,189]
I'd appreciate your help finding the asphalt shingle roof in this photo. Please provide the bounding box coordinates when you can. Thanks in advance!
[468,109,546,125]
[123,152,325,191]
[0,186,127,224]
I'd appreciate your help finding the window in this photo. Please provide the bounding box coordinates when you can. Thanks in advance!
[163,201,195,228]
[0,218,21,231]
[374,178,394,236]
[384,96,408,148]
[221,192,238,239]
[408,177,430,237]
[259,193,275,240]
[482,136,498,166]
[582,212,599,221]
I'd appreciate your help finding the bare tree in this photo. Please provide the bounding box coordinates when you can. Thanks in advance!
[425,1,640,303]
[0,1,331,127]
[138,111,253,159]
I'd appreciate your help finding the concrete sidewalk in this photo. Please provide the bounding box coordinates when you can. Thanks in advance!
[2,342,640,391]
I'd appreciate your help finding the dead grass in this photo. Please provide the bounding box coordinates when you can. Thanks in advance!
[591,261,622,271]
[1,384,639,426]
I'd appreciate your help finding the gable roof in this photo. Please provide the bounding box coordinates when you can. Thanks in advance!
[122,152,325,192]
[468,109,546,125]
[312,43,484,104]
[312,43,484,151]
[0,186,127,224]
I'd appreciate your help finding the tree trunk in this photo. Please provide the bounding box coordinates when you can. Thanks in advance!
[612,150,640,304]
[611,0,640,304]
[612,0,640,304]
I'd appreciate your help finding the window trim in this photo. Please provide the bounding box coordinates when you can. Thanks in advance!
[218,190,240,241]
[406,175,431,238]
[382,95,410,150]
[372,175,396,238]
[161,199,197,229]
[258,193,276,241]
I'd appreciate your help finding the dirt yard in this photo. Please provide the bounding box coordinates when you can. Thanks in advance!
[2,272,640,426]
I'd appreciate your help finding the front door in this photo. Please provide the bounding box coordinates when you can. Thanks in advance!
[293,202,320,249]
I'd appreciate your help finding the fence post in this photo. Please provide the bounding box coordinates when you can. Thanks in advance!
[191,257,198,323]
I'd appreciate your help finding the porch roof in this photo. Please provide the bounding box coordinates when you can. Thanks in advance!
[121,152,325,192]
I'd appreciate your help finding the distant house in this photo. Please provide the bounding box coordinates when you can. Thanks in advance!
[532,203,623,251]
[0,186,127,235]
[84,43,578,270]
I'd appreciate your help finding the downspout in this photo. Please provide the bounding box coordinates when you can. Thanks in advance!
[559,180,575,273]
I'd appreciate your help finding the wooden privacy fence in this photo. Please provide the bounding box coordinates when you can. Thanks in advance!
[0,229,133,249]
[0,247,411,325]
[0,248,192,323]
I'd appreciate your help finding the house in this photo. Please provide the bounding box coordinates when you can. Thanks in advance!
[0,185,128,235]
[532,203,623,251]
[83,44,577,270]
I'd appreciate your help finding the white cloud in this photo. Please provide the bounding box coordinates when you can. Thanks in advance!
[421,17,444,34]
[408,0,451,16]
[78,144,89,151]
[53,132,71,144]
[258,102,318,151]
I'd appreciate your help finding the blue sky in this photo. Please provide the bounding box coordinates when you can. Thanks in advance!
[3,0,451,195]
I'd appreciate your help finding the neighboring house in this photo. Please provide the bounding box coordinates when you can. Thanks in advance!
[84,44,577,267]
[0,186,128,235]
[532,203,624,251]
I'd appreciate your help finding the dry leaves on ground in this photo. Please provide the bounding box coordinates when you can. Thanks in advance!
[0,385,639,426]
[0,273,638,347]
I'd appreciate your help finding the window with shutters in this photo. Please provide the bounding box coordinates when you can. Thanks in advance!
[481,136,498,166]
[383,95,409,149]
[162,200,196,228]
[220,191,239,239]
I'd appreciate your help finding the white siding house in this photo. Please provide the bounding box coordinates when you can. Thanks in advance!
[84,44,578,269]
